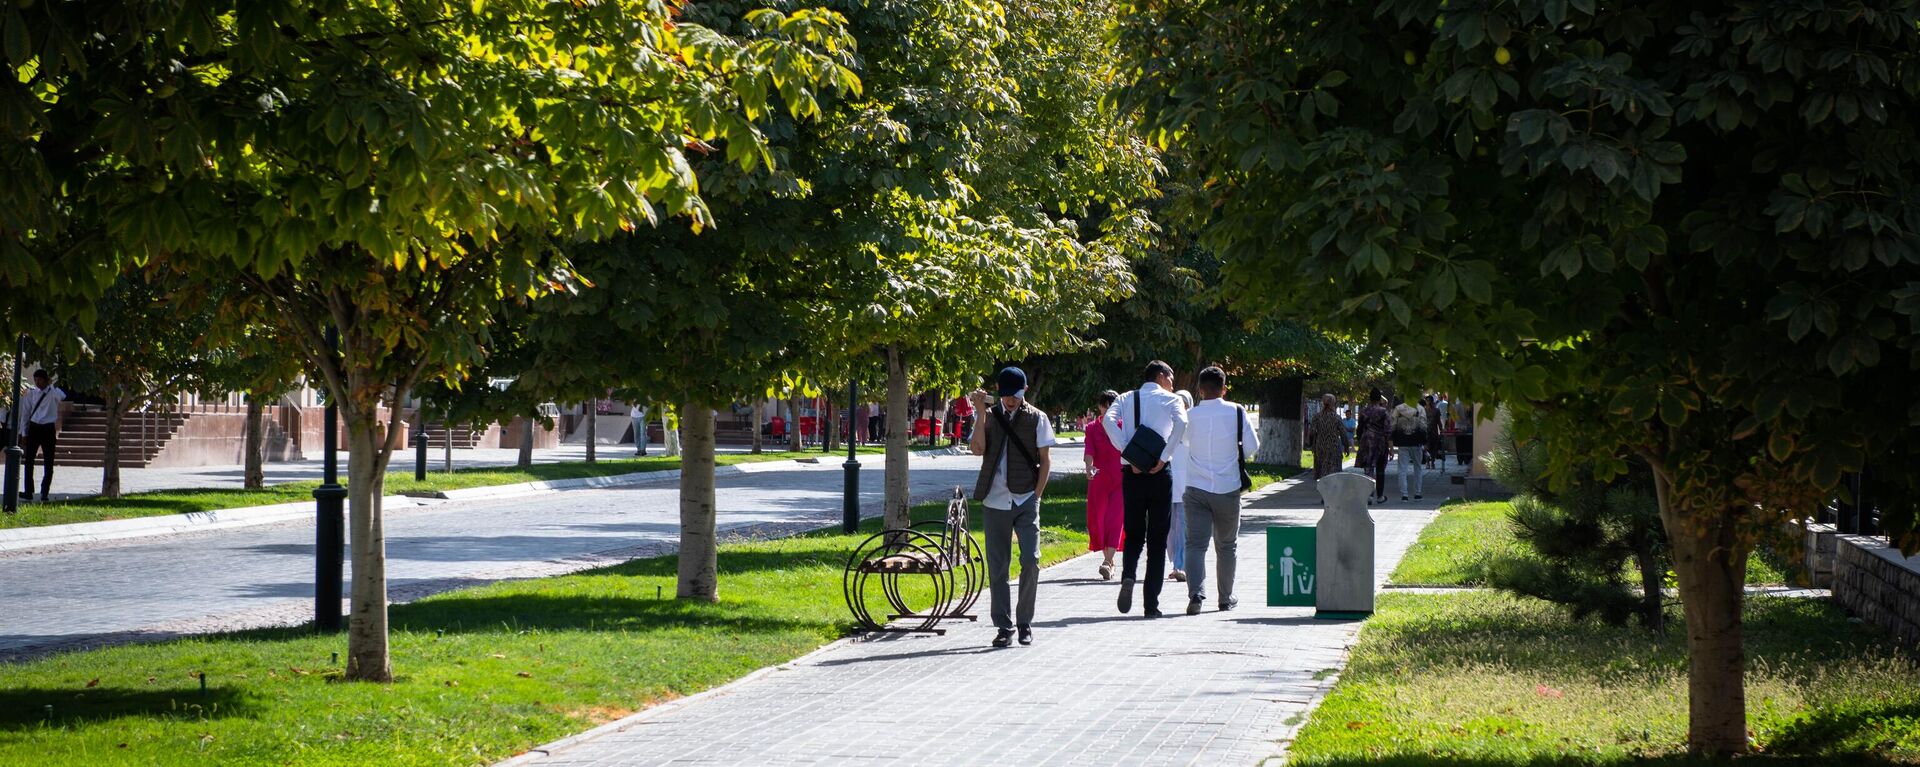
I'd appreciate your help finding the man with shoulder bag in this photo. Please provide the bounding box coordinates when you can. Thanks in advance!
[968,366,1056,648]
[1180,366,1260,614]
[1099,360,1189,618]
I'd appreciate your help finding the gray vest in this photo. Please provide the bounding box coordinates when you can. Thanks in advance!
[974,403,1043,503]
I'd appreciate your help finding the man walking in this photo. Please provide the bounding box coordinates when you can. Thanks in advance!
[968,367,1054,648]
[629,402,649,456]
[18,369,64,502]
[1100,360,1188,618]
[1182,366,1260,613]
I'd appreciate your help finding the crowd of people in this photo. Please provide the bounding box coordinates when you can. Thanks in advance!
[966,361,1259,648]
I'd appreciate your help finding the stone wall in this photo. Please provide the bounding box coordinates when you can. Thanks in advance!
[1831,534,1920,646]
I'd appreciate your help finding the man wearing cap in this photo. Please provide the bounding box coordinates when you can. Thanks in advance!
[968,366,1055,648]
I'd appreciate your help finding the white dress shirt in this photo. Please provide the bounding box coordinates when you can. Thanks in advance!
[984,408,1056,509]
[18,384,64,435]
[1183,398,1260,495]
[1101,382,1187,467]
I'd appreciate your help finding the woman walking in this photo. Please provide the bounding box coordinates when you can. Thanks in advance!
[1084,390,1125,579]
[1308,393,1344,478]
[1166,390,1194,583]
[1355,390,1393,503]
[1423,395,1445,469]
[1391,394,1429,501]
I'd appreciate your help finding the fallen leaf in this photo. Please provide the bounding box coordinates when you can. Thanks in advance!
[516,671,534,678]
[444,680,458,687]
[490,654,507,659]
[1534,684,1564,698]
[85,678,100,688]
[1345,721,1366,730]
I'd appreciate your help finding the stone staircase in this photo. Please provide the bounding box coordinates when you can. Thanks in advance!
[52,408,190,468]
[417,423,488,450]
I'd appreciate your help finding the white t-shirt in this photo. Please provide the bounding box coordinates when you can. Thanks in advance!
[630,404,647,419]
[18,384,64,434]
[984,407,1056,510]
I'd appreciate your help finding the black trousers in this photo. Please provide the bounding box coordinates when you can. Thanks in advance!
[21,422,55,498]
[1121,469,1172,611]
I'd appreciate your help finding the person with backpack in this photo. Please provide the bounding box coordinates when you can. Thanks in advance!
[1180,366,1259,614]
[1099,360,1189,618]
[1390,393,1429,501]
[967,366,1056,648]
[1355,390,1392,504]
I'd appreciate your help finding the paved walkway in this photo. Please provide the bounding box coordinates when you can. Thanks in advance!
[503,467,1450,767]
[0,449,1043,659]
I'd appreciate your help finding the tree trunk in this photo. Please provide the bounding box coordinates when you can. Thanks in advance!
[788,392,804,452]
[663,408,680,457]
[343,409,392,682]
[883,345,912,529]
[750,400,764,454]
[443,426,453,474]
[823,397,837,453]
[102,400,123,499]
[677,399,719,601]
[244,397,266,489]
[1653,469,1749,755]
[584,402,597,464]
[1254,377,1304,466]
[517,416,533,468]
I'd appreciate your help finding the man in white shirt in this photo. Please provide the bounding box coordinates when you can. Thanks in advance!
[969,367,1054,648]
[17,369,65,502]
[1181,366,1261,613]
[1100,360,1188,618]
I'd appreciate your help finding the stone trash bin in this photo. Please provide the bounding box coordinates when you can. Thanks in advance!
[1313,472,1377,618]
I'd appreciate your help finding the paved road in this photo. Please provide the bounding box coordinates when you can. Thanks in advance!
[503,467,1448,767]
[1,449,1072,659]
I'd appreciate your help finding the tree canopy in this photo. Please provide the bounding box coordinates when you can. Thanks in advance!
[1117,0,1920,754]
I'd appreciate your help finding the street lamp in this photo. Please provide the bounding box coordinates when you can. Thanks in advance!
[3,333,21,514]
[313,328,346,633]
[842,381,859,533]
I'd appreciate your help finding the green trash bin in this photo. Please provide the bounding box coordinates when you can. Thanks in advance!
[1267,526,1317,607]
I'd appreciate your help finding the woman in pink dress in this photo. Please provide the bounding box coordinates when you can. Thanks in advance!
[1084,390,1125,580]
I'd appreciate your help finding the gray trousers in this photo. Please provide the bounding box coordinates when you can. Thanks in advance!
[984,496,1040,630]
[1182,487,1242,604]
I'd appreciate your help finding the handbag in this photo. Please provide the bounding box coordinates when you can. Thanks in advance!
[1237,405,1253,492]
[1119,389,1166,471]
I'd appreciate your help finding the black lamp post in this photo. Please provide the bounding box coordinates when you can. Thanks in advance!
[842,381,859,533]
[412,427,428,482]
[2,333,21,514]
[313,328,346,633]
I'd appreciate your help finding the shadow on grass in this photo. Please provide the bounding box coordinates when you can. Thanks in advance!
[1766,700,1920,758]
[391,593,827,636]
[0,686,249,731]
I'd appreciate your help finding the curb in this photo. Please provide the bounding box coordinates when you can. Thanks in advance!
[0,494,424,553]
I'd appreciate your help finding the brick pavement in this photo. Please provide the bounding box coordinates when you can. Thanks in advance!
[0,450,1030,659]
[502,466,1449,767]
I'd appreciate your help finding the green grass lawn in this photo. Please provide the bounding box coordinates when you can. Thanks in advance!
[1,448,895,530]
[1391,501,1801,587]
[0,463,1302,766]
[1288,591,1920,765]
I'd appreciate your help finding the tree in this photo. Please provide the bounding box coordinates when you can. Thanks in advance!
[22,1,855,681]
[1117,0,1920,753]
[63,271,214,498]
[1486,409,1667,632]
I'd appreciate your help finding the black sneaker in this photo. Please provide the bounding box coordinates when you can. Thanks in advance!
[992,629,1014,648]
[1186,598,1203,616]
[1401,495,1409,501]
[1414,494,1423,500]
[1220,595,1239,611]
[1017,627,1033,646]
[1117,578,1135,614]
[1144,608,1164,619]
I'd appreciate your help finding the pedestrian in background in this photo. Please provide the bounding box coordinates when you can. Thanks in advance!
[17,369,64,502]
[1083,389,1124,580]
[1100,360,1188,618]
[1181,366,1259,613]
[1423,394,1445,469]
[1391,393,1428,501]
[1356,390,1392,504]
[630,402,649,456]
[1308,393,1344,478]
